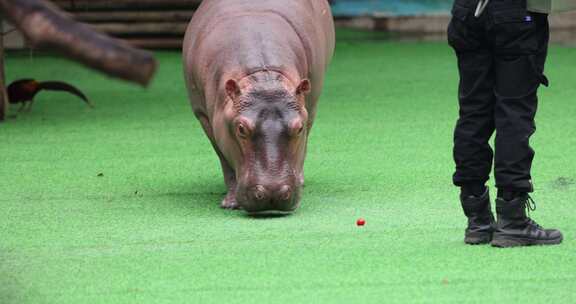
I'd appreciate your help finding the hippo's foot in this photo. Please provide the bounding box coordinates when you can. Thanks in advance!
[220,192,240,210]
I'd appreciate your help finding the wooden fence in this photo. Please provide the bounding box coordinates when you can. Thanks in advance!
[51,0,202,49]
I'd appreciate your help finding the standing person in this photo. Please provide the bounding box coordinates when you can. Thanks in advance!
[447,0,563,247]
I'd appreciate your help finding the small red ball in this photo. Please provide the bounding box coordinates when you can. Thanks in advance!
[356,218,366,226]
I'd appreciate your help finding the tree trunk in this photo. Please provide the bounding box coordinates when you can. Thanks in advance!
[0,0,157,86]
[0,21,8,122]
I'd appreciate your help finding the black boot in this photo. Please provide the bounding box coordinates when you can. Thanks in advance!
[461,188,495,245]
[492,194,563,248]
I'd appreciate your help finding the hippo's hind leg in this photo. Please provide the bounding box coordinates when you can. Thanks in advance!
[196,113,240,210]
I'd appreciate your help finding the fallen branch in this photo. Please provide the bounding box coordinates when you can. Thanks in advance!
[0,0,157,87]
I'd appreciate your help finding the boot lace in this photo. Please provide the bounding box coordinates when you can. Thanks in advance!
[524,195,541,229]
[525,195,537,213]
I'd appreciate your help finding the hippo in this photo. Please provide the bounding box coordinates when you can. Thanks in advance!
[183,0,335,214]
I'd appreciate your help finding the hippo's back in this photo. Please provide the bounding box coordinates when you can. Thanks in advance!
[183,0,335,115]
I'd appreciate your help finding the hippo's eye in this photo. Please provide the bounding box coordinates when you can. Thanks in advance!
[295,126,304,136]
[290,121,304,137]
[237,123,250,139]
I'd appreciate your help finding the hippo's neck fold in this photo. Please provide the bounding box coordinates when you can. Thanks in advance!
[237,70,298,94]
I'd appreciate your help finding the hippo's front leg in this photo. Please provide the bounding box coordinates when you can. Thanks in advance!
[196,114,240,209]
[219,158,239,209]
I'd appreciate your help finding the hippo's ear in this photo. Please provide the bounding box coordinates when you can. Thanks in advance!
[225,79,242,100]
[296,79,311,96]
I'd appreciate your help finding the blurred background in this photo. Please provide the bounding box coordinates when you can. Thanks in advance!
[3,0,576,50]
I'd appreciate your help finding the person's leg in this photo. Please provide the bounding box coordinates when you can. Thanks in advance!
[491,7,562,247]
[453,48,497,244]
[448,2,496,244]
[452,48,496,196]
[493,17,546,194]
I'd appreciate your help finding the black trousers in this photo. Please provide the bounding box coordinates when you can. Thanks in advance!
[448,0,550,193]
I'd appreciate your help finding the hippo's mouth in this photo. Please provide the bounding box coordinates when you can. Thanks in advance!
[234,168,303,213]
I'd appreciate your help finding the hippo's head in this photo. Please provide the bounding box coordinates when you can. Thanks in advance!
[215,72,311,214]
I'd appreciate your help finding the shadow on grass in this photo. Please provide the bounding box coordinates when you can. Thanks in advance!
[244,213,294,220]
[153,178,309,220]
[155,174,336,220]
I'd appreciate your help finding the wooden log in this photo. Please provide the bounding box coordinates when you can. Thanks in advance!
[0,0,157,86]
[90,22,189,35]
[51,0,202,10]
[124,38,183,49]
[74,10,194,22]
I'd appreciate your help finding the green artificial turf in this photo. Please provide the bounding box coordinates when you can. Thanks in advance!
[1,31,576,303]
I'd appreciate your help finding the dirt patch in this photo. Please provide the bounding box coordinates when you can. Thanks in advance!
[551,177,575,190]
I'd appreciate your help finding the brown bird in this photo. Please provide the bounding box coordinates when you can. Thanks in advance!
[7,79,92,112]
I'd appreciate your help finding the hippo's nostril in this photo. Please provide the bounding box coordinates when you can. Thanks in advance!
[278,185,292,201]
[254,185,267,201]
